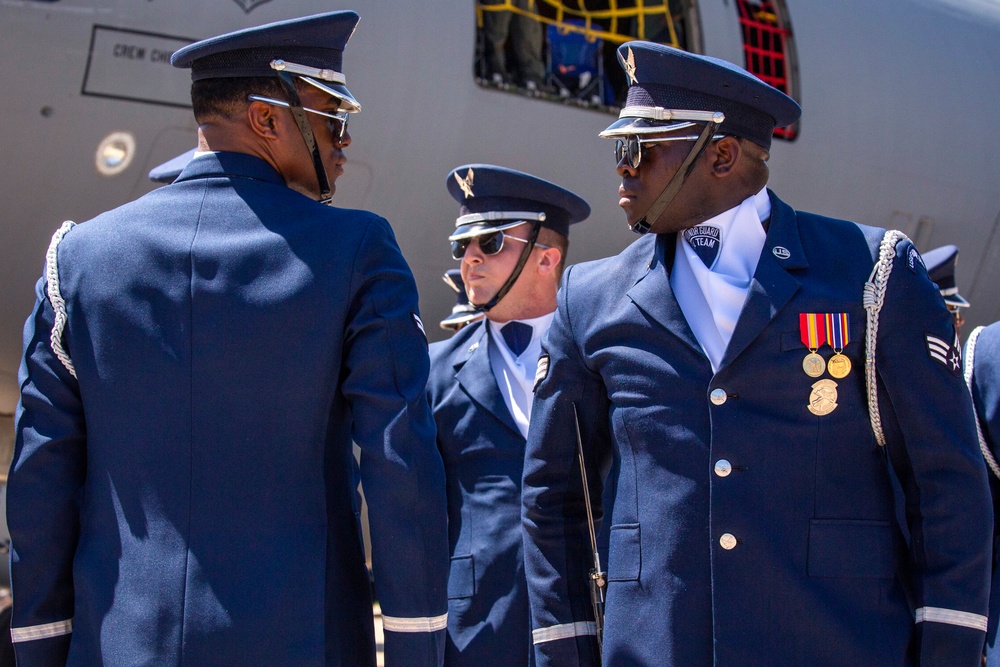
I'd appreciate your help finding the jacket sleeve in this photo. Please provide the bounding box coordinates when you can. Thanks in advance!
[7,273,86,666]
[875,238,993,666]
[966,323,1000,661]
[341,217,448,666]
[522,265,610,667]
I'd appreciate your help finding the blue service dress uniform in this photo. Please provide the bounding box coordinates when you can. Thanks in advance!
[8,152,449,666]
[427,321,531,665]
[967,321,1000,664]
[522,190,992,666]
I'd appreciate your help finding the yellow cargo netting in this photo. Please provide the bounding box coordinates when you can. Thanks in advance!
[476,0,681,48]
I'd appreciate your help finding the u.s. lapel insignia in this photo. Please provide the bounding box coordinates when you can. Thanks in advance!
[772,246,790,260]
[623,46,638,85]
[925,331,961,376]
[455,168,475,199]
[533,353,550,392]
[807,379,838,416]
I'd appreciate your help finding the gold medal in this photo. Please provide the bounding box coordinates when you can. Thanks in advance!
[802,352,825,378]
[807,379,839,416]
[827,353,851,379]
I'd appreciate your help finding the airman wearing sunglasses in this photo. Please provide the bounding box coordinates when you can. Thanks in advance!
[8,12,451,667]
[426,164,589,666]
[521,42,992,666]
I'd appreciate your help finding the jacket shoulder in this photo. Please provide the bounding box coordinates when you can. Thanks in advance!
[563,234,656,307]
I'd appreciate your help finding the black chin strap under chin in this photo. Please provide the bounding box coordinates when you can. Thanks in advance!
[631,121,720,235]
[275,71,333,204]
[473,223,542,313]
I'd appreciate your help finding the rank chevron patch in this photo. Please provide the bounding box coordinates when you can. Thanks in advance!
[925,332,962,376]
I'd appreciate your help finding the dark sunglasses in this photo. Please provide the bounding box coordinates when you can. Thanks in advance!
[614,132,724,169]
[248,94,349,141]
[451,230,551,260]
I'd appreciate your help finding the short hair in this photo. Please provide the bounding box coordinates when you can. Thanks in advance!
[538,226,569,281]
[190,76,287,123]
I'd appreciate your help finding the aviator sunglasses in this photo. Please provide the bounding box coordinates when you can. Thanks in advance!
[248,94,349,141]
[615,132,725,169]
[451,228,552,260]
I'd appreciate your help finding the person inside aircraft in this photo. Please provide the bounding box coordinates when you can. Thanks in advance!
[521,41,992,666]
[427,164,588,665]
[479,0,546,90]
[7,11,448,666]
[440,268,484,333]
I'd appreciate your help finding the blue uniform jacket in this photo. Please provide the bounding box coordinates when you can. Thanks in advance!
[967,322,1000,664]
[522,191,992,666]
[8,152,449,666]
[427,322,531,666]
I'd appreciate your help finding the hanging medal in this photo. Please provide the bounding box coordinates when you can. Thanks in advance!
[799,313,826,378]
[825,312,852,379]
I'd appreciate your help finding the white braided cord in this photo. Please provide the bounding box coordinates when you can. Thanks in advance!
[45,221,77,378]
[863,230,908,447]
[964,326,1000,479]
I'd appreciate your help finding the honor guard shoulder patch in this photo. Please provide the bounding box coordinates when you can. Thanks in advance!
[907,246,925,273]
[925,332,961,376]
[533,353,550,392]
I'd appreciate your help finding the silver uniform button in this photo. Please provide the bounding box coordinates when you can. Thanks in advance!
[710,388,728,405]
[714,459,732,477]
[720,533,737,550]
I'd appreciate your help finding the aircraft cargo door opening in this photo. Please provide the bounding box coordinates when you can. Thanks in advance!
[472,0,702,111]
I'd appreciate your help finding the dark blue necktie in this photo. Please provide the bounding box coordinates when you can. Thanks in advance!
[501,321,533,357]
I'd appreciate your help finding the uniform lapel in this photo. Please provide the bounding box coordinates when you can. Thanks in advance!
[627,234,704,355]
[454,324,523,438]
[719,191,807,369]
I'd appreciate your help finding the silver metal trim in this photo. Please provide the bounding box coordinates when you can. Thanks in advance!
[380,612,448,633]
[299,77,361,113]
[456,211,546,227]
[449,220,533,242]
[914,606,988,632]
[270,59,345,84]
[619,106,725,124]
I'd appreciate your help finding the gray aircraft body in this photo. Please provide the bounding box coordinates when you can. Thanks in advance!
[2,0,1000,425]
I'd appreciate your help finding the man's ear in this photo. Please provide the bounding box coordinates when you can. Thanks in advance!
[247,100,279,139]
[537,246,563,275]
[709,135,742,178]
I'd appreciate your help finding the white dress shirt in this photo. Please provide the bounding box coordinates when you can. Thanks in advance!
[671,187,771,372]
[488,312,556,438]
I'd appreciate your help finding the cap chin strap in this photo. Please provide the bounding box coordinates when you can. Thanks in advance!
[630,120,720,235]
[473,222,542,313]
[275,71,333,204]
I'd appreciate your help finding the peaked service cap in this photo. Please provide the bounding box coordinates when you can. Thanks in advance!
[171,11,361,112]
[601,41,801,149]
[447,164,590,241]
[923,244,970,309]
